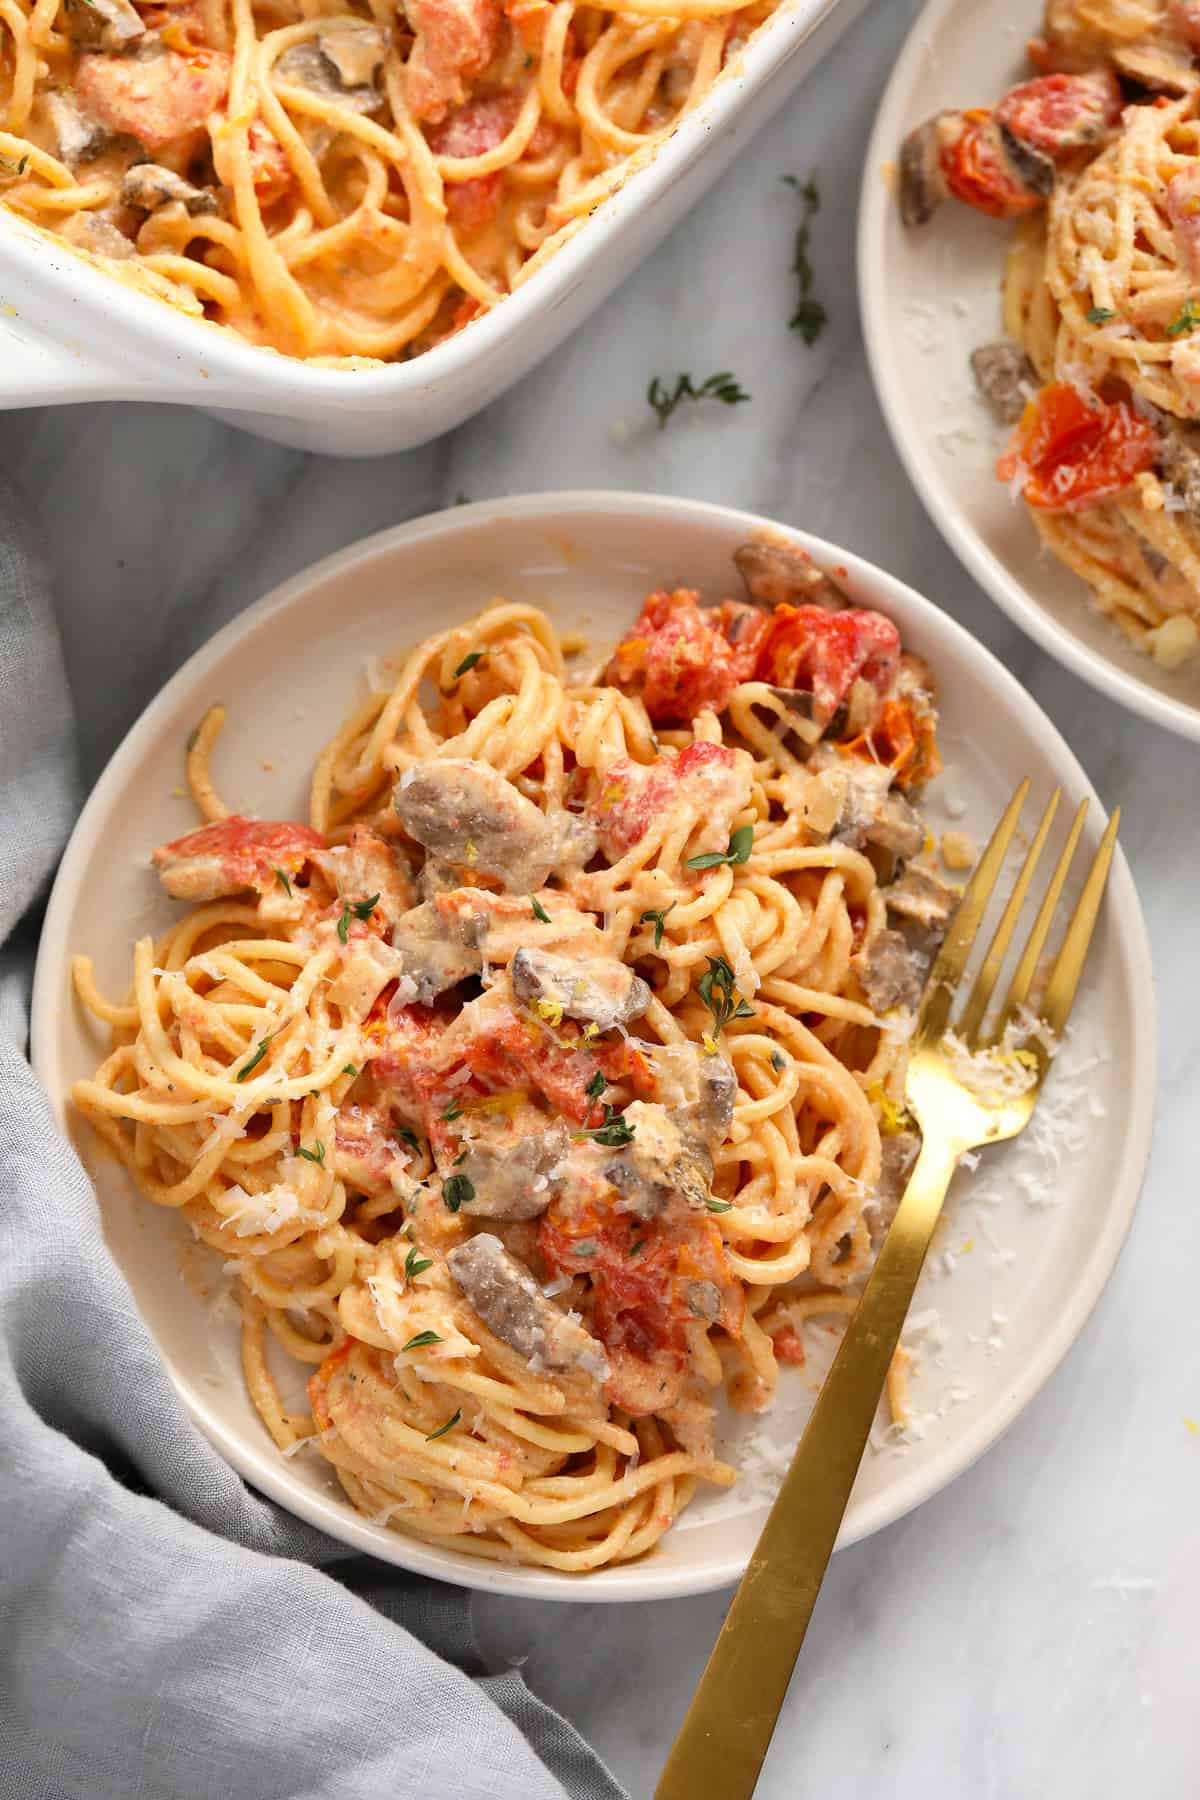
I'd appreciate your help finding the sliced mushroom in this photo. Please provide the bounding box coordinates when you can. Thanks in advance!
[1158,419,1200,520]
[319,24,388,88]
[275,31,386,114]
[898,114,949,226]
[852,927,924,1014]
[643,1042,737,1150]
[734,540,848,610]
[447,1232,608,1379]
[970,341,1036,426]
[60,212,135,259]
[832,762,926,861]
[44,92,111,164]
[394,758,558,891]
[510,946,650,1032]
[1111,39,1199,95]
[883,866,960,941]
[390,898,484,1003]
[62,0,145,51]
[995,122,1054,200]
[601,1101,712,1221]
[121,162,219,216]
[455,1113,570,1220]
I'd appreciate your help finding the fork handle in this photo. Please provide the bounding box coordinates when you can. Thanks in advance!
[655,1136,961,1800]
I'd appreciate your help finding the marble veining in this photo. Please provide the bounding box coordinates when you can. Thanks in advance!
[3,1,1197,1794]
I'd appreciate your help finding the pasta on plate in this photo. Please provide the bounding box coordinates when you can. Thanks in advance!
[898,0,1200,673]
[0,0,776,360]
[71,539,965,1572]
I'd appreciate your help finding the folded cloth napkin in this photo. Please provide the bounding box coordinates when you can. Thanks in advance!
[0,473,625,1800]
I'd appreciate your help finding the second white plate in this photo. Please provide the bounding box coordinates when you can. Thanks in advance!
[859,0,1200,742]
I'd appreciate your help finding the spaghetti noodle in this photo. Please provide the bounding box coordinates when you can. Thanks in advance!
[72,544,959,1571]
[898,0,1200,670]
[0,0,776,360]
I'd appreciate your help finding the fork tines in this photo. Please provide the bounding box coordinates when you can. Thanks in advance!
[918,779,1120,1053]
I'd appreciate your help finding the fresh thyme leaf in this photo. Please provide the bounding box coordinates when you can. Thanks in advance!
[439,1101,464,1122]
[585,1070,607,1105]
[1086,306,1115,325]
[343,1063,359,1076]
[404,1245,433,1281]
[630,1239,646,1256]
[784,170,827,346]
[399,1329,443,1352]
[638,904,675,949]
[395,1125,422,1153]
[453,1150,468,1165]
[686,824,754,872]
[442,1173,474,1211]
[426,1408,462,1441]
[337,892,380,942]
[769,1048,786,1073]
[235,1033,273,1082]
[646,370,750,430]
[453,650,487,680]
[697,955,755,1034]
[295,1141,325,1166]
[705,1197,734,1213]
[573,1103,635,1148]
[1167,298,1200,337]
[530,894,551,923]
[272,865,292,897]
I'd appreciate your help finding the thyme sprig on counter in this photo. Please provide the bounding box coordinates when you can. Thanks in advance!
[647,371,750,429]
[783,172,827,346]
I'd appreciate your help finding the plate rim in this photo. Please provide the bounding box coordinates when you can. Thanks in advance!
[31,490,1158,1600]
[856,0,1200,746]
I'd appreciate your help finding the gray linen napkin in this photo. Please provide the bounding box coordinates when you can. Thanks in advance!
[0,472,626,1800]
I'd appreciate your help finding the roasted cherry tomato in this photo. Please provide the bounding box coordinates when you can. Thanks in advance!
[752,604,900,725]
[605,588,772,724]
[996,382,1158,512]
[994,71,1121,159]
[941,110,1043,219]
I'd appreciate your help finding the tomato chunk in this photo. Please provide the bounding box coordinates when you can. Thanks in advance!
[996,382,1159,512]
[591,740,741,859]
[771,1324,806,1366]
[605,588,772,724]
[462,1009,651,1124]
[753,605,900,726]
[941,111,1043,220]
[993,71,1121,159]
[75,46,230,156]
[151,815,325,901]
[404,0,501,123]
[539,1196,742,1412]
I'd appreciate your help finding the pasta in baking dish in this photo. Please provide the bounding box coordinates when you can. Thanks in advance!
[0,0,777,360]
[71,538,963,1572]
[898,0,1200,672]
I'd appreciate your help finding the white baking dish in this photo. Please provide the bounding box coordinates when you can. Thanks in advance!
[0,0,861,456]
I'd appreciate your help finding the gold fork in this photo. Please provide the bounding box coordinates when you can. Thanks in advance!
[655,779,1120,1800]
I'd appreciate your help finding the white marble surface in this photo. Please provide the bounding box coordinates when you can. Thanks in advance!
[5,1,1199,1795]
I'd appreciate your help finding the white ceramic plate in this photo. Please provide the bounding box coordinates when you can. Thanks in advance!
[859,0,1200,743]
[32,492,1155,1600]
